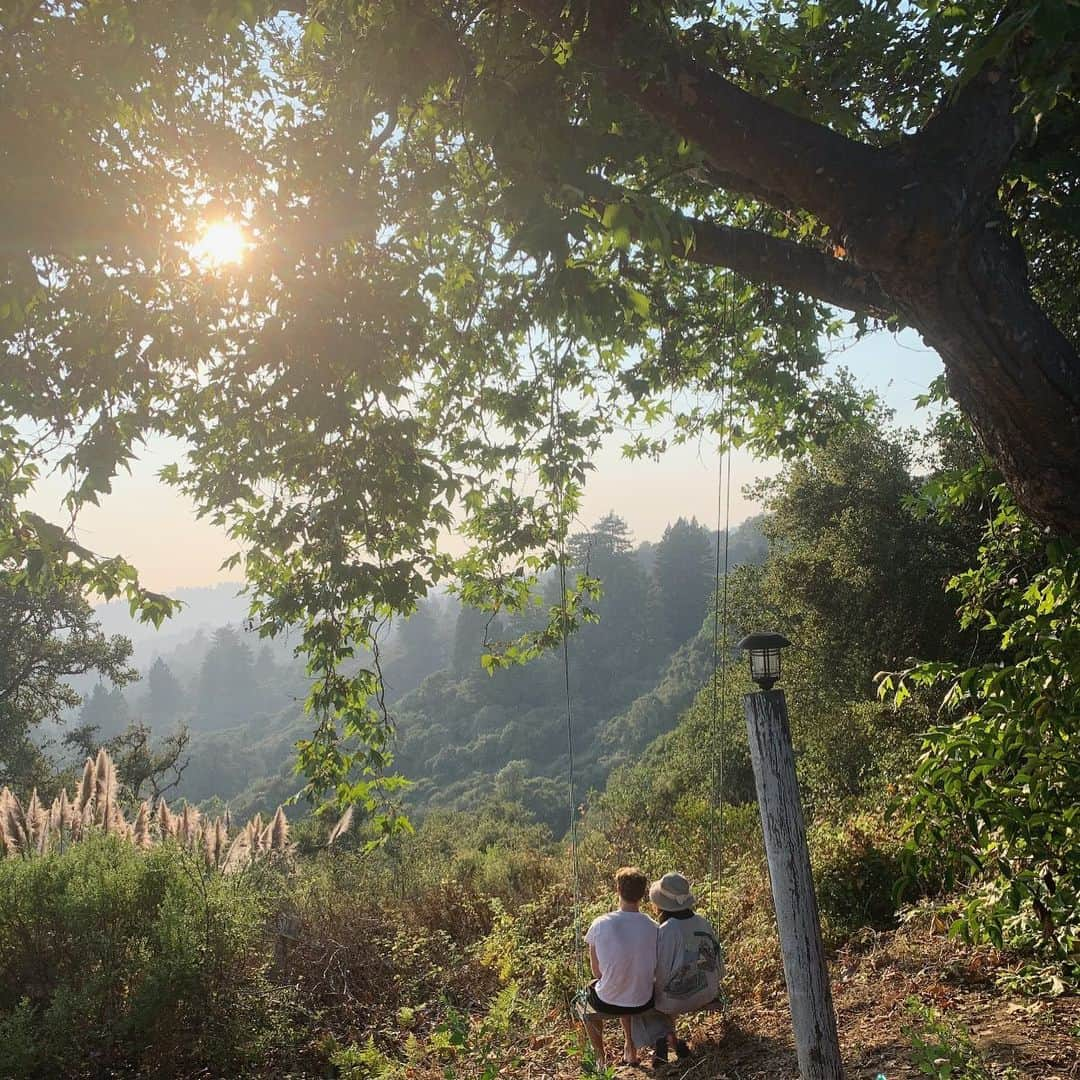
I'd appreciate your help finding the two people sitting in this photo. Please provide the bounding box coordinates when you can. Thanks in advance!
[581,866,722,1067]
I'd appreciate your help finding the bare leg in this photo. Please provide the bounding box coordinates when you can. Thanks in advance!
[584,1014,605,1063]
[619,1016,637,1063]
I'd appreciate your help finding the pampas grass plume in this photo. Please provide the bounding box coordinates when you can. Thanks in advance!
[222,828,252,874]
[205,818,226,867]
[93,747,112,822]
[4,792,28,854]
[269,806,289,853]
[0,788,16,855]
[180,803,201,848]
[76,758,95,815]
[133,802,151,849]
[327,804,354,848]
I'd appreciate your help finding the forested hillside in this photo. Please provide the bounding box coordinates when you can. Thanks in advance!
[54,514,766,825]
[393,514,766,826]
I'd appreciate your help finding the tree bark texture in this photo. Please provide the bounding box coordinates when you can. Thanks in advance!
[512,0,1080,535]
[744,689,844,1080]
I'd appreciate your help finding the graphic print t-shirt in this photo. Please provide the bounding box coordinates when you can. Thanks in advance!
[654,913,722,1014]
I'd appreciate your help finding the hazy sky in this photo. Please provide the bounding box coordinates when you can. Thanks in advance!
[26,329,942,592]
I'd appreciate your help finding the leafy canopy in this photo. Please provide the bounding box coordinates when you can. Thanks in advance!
[2,0,1077,804]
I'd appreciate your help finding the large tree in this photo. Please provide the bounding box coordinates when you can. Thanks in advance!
[0,577,136,790]
[653,517,714,647]
[2,0,1077,798]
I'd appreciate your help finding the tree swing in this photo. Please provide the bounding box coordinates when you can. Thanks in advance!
[560,262,739,1059]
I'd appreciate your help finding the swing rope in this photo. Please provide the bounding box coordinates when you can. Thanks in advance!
[561,519,585,977]
[551,333,586,979]
[709,255,738,990]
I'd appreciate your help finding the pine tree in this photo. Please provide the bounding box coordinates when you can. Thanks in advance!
[78,683,130,741]
[145,658,185,725]
[195,627,256,731]
[654,517,715,647]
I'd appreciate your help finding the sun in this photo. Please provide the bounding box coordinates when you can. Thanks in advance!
[189,217,249,269]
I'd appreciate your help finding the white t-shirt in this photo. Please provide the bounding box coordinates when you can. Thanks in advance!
[585,909,658,1008]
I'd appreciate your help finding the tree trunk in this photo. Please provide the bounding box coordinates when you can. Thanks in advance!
[864,206,1080,535]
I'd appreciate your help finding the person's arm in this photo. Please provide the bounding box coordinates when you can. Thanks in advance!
[589,942,602,979]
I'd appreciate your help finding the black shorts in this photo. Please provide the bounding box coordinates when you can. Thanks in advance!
[586,980,654,1016]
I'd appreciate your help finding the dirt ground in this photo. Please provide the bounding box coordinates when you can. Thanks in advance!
[542,923,1080,1079]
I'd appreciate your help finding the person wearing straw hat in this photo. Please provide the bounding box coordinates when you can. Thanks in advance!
[631,872,723,1066]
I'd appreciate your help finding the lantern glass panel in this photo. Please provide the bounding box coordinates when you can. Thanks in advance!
[750,649,780,681]
[764,648,781,680]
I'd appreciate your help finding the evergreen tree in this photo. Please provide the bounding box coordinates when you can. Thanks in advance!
[451,603,492,675]
[384,597,452,696]
[251,646,281,712]
[566,514,657,703]
[567,511,635,566]
[654,517,715,647]
[77,683,130,741]
[144,658,186,725]
[196,626,256,731]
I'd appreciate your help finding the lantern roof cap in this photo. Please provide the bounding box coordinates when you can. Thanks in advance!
[736,632,792,651]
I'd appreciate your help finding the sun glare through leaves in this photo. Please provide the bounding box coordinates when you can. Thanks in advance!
[189,217,249,270]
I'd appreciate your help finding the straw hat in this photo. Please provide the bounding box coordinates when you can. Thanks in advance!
[649,872,696,913]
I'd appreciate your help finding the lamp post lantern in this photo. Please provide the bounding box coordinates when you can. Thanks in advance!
[737,632,844,1080]
[736,631,792,690]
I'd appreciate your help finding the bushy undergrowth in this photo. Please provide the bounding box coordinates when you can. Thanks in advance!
[0,790,577,1078]
[810,811,904,941]
[0,833,290,1078]
[0,708,1059,1079]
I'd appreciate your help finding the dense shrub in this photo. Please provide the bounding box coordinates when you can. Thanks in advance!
[285,854,499,1029]
[890,491,1080,979]
[0,834,293,1078]
[810,811,904,941]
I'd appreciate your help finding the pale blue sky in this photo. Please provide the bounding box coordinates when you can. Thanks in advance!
[27,329,942,592]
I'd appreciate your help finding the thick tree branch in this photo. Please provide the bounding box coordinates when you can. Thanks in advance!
[577,172,896,317]
[916,62,1024,207]
[602,62,890,232]
[674,216,896,319]
[513,0,893,231]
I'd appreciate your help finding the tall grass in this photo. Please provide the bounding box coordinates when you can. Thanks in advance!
[0,750,290,870]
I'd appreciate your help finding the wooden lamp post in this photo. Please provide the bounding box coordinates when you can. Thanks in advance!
[736,632,845,1080]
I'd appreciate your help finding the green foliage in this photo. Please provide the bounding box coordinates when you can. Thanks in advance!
[794,699,923,816]
[478,893,581,1007]
[737,412,981,700]
[0,575,136,792]
[330,1035,404,1079]
[888,488,1080,972]
[809,812,903,940]
[0,834,292,1078]
[902,998,1017,1079]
